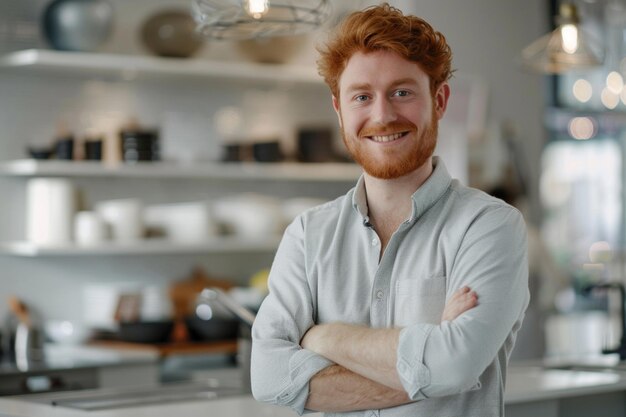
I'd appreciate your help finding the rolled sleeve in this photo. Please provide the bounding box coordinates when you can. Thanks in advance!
[396,324,434,399]
[251,217,332,415]
[396,206,529,400]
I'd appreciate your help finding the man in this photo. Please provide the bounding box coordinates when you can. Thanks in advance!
[251,4,529,416]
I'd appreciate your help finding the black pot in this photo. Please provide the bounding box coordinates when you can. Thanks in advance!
[185,316,239,341]
[118,320,174,344]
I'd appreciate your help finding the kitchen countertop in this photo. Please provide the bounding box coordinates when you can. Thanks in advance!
[0,343,159,375]
[505,365,625,404]
[0,344,158,376]
[2,365,626,416]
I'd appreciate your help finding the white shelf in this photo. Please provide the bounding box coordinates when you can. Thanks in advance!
[0,236,281,257]
[0,159,361,182]
[0,49,324,85]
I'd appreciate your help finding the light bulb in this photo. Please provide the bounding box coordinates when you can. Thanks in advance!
[561,24,579,54]
[246,0,269,20]
[572,79,592,103]
[606,71,624,95]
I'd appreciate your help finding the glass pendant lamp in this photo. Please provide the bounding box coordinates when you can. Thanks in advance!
[522,3,603,74]
[192,0,331,39]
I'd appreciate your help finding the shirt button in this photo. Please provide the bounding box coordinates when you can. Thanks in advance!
[371,238,379,246]
[376,290,384,299]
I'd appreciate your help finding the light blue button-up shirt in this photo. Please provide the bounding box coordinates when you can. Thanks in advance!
[251,157,529,417]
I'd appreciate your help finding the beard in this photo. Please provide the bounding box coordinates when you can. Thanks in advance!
[340,107,439,180]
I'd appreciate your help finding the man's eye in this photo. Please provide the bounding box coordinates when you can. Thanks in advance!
[393,90,410,97]
[355,95,369,102]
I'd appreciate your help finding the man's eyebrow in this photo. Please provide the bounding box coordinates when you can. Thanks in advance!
[344,83,372,94]
[390,78,420,88]
[344,78,420,94]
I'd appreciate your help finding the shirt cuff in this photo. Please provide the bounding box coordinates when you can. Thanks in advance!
[278,348,333,415]
[396,324,435,400]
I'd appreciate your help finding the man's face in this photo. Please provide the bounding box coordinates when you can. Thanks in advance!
[333,50,449,179]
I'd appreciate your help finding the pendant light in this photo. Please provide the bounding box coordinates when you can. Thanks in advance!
[192,0,332,40]
[522,3,602,74]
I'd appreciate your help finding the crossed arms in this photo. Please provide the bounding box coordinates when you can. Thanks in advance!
[302,288,478,412]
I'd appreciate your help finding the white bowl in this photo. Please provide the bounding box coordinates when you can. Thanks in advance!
[144,201,218,243]
[213,194,283,237]
[44,320,94,345]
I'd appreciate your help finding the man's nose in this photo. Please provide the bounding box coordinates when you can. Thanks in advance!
[371,97,397,125]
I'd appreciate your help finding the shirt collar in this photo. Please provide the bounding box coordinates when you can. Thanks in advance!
[351,156,452,225]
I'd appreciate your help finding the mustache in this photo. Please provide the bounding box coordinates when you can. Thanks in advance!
[358,121,417,138]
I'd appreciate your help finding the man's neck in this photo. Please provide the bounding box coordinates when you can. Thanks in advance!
[364,158,434,243]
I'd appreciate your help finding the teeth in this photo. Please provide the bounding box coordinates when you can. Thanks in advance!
[371,132,404,142]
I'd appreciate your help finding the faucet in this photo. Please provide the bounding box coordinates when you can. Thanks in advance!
[582,283,626,360]
[200,288,257,393]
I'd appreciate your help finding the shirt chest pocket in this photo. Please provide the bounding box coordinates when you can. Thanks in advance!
[394,276,446,327]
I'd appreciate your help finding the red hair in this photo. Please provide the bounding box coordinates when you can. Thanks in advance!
[317,3,453,98]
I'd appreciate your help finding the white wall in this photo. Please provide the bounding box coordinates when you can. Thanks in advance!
[394,0,549,219]
[0,0,550,321]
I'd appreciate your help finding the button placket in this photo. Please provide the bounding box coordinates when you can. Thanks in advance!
[368,227,387,327]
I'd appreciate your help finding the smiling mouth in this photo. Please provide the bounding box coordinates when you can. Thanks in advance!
[366,131,410,143]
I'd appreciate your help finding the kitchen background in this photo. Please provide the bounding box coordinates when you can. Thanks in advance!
[0,0,546,319]
[2,0,625,395]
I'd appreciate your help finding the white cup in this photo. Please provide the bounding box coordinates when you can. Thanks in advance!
[26,178,76,246]
[95,198,144,242]
[74,211,108,246]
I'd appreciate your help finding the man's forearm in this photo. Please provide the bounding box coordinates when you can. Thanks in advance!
[306,364,412,412]
[302,323,404,391]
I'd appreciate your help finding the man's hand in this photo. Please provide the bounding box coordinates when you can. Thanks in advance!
[300,321,328,354]
[441,286,478,322]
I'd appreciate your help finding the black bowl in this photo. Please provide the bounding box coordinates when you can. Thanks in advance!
[27,147,53,160]
[118,320,174,344]
[185,316,239,341]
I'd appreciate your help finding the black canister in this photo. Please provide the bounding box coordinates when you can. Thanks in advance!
[84,139,103,161]
[120,130,159,163]
[55,136,74,160]
[297,128,334,163]
[252,141,283,163]
[221,143,253,162]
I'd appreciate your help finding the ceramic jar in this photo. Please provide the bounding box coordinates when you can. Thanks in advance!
[43,0,114,52]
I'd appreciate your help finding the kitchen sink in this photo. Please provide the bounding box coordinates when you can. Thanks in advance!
[15,381,244,411]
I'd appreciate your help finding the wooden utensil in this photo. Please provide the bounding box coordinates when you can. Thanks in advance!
[8,296,31,328]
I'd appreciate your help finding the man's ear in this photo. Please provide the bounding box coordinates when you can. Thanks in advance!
[434,83,450,120]
[332,95,342,127]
